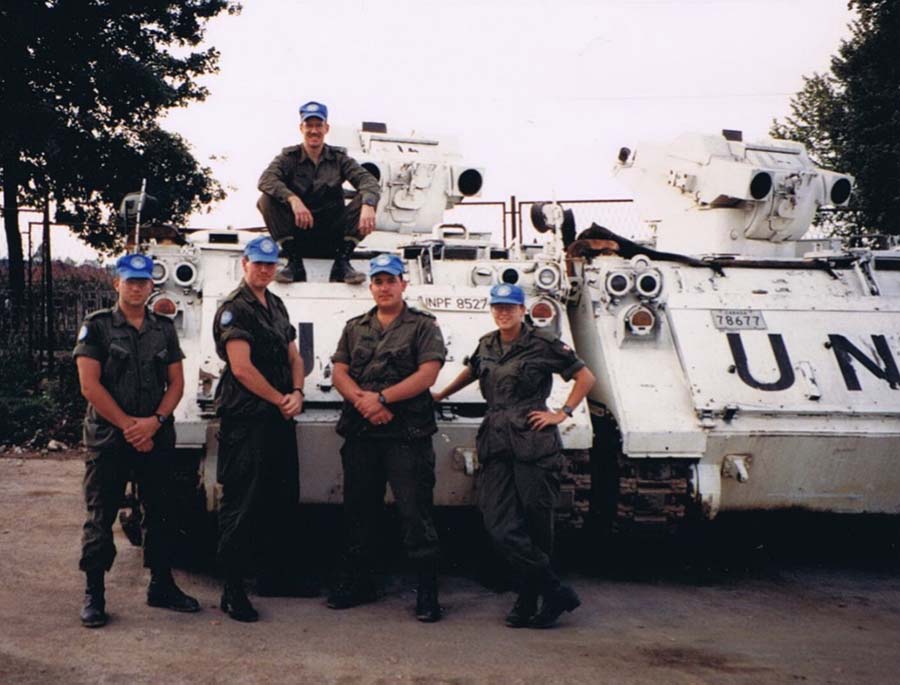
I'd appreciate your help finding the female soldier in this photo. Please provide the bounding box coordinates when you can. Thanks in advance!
[433,283,595,629]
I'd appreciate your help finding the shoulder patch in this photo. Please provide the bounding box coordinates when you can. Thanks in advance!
[77,325,89,341]
[220,309,234,326]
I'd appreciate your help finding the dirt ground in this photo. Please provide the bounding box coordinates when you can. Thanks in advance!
[1,455,899,685]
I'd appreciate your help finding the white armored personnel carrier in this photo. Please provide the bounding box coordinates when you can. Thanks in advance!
[548,130,900,533]
[139,124,594,527]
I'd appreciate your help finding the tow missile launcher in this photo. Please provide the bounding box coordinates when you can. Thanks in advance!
[140,124,593,528]
[555,130,899,533]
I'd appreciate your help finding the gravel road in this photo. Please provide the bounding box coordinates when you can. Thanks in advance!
[1,456,899,684]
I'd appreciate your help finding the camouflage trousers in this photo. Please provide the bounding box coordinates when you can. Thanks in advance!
[339,437,440,576]
[215,416,301,577]
[257,193,362,258]
[476,451,562,593]
[79,424,179,573]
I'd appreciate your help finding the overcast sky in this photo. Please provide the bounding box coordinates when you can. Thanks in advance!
[3,0,854,260]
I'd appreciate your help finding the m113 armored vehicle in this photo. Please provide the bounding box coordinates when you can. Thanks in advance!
[139,124,594,527]
[550,130,900,534]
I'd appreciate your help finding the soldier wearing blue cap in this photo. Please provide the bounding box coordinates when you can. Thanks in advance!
[257,100,381,285]
[434,283,596,629]
[211,235,312,622]
[328,253,446,621]
[73,253,200,628]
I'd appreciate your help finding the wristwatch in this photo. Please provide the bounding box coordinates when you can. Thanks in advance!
[155,413,168,424]
[378,392,388,405]
[561,405,574,418]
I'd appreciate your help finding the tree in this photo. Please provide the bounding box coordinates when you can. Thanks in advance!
[771,0,900,236]
[0,1,239,311]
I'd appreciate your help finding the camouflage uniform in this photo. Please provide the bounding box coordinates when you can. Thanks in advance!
[466,323,586,593]
[257,143,380,258]
[73,305,185,573]
[212,281,300,579]
[332,304,446,573]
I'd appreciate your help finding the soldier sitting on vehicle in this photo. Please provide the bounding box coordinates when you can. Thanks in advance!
[257,100,381,285]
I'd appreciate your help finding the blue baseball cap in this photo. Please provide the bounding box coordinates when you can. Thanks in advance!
[116,253,154,280]
[299,101,328,122]
[244,236,280,263]
[489,283,525,305]
[369,253,404,277]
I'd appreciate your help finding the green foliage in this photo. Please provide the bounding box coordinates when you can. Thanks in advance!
[0,1,239,283]
[0,353,85,447]
[772,1,900,236]
[0,264,115,447]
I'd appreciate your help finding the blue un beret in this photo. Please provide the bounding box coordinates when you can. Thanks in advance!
[489,283,525,305]
[116,253,154,280]
[244,236,280,263]
[369,253,404,277]
[299,101,328,122]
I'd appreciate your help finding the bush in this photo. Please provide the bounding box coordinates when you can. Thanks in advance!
[0,352,85,447]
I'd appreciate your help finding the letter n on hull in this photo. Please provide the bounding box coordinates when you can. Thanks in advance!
[828,334,900,391]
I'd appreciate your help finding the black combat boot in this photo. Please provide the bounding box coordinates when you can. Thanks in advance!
[505,590,538,628]
[528,583,581,629]
[221,577,259,622]
[326,574,378,610]
[415,562,442,623]
[147,568,201,613]
[329,240,365,285]
[276,240,306,283]
[80,570,107,628]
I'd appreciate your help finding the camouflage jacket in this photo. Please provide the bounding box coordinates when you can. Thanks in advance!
[332,304,446,440]
[466,324,585,461]
[213,281,296,419]
[73,305,184,449]
[258,143,381,211]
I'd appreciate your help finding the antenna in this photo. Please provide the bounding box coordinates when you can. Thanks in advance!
[134,178,147,248]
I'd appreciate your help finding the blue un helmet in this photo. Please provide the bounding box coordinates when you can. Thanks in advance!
[243,236,280,263]
[489,283,525,305]
[369,253,405,278]
[116,253,154,280]
[299,101,328,122]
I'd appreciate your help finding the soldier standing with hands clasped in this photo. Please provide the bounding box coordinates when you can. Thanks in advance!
[74,253,200,628]
[212,236,313,623]
[433,283,596,629]
[328,253,446,622]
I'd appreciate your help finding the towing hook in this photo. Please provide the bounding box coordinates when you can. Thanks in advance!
[722,455,750,483]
